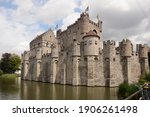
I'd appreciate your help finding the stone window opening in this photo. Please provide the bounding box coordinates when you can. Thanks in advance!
[84,57,87,61]
[89,40,92,44]
[55,60,58,64]
[113,58,115,61]
[105,58,109,62]
[46,42,49,47]
[94,57,98,60]
[93,29,97,34]
[95,41,97,45]
[73,39,76,41]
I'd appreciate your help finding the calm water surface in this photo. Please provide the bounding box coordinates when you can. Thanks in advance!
[0,77,118,100]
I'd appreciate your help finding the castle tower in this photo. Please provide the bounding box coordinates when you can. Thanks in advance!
[103,40,117,87]
[139,44,149,74]
[21,51,30,80]
[72,39,81,85]
[50,43,59,83]
[34,48,42,81]
[80,13,89,36]
[83,30,100,86]
[120,39,132,83]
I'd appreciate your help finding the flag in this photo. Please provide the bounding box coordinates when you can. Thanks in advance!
[55,24,58,30]
[85,6,89,13]
[97,14,99,20]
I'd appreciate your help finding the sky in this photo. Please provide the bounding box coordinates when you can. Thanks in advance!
[0,0,150,57]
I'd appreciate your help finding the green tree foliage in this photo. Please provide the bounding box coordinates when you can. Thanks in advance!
[0,53,21,74]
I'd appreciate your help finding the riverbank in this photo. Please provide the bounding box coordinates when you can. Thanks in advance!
[0,74,17,79]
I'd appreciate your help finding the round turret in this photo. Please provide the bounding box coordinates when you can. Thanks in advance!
[120,39,132,57]
[139,44,148,59]
[51,44,59,58]
[72,39,80,56]
[83,30,100,56]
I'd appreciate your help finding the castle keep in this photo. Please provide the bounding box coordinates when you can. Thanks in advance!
[21,12,149,87]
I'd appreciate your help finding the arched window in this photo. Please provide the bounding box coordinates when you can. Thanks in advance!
[93,29,97,34]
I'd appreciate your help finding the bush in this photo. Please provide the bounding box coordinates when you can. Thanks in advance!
[118,83,139,99]
[138,72,150,85]
[0,69,3,75]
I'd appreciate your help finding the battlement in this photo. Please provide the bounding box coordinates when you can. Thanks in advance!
[103,40,115,45]
[42,53,51,58]
[89,20,99,27]
[139,44,148,58]
[29,56,36,60]
[139,44,148,48]
[119,39,132,57]
[80,12,89,19]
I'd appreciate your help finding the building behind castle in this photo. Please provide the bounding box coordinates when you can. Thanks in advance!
[21,12,149,87]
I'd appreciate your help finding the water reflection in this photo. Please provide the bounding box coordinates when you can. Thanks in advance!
[21,80,118,100]
[0,77,20,99]
[0,78,118,100]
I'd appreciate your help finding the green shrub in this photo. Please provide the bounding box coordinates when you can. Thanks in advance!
[138,78,148,85]
[138,72,150,85]
[118,83,139,99]
[0,69,3,75]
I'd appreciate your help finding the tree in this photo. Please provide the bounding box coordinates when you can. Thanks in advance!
[0,53,21,74]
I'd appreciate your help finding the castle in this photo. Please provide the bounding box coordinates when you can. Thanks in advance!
[21,12,149,87]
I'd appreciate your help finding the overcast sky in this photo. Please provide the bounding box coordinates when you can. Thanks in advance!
[0,0,150,57]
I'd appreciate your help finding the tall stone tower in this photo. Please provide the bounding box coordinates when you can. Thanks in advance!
[120,39,132,83]
[139,44,149,74]
[72,38,81,85]
[83,30,100,86]
[103,40,117,87]
[50,43,59,83]
[21,51,30,80]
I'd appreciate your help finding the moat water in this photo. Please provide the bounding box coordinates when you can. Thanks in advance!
[0,77,118,100]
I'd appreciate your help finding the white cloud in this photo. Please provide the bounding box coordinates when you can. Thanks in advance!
[0,0,78,57]
[80,0,150,46]
[61,12,80,30]
[1,0,150,57]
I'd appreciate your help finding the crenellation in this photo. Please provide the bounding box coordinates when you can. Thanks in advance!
[139,44,148,59]
[21,11,149,87]
[120,39,132,57]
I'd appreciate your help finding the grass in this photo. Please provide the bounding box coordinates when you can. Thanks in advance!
[0,74,17,79]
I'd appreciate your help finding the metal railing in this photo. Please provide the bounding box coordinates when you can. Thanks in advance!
[125,89,142,100]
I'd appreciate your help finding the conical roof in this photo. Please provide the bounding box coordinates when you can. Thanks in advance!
[83,30,100,38]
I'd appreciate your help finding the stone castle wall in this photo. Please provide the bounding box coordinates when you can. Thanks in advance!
[21,12,149,87]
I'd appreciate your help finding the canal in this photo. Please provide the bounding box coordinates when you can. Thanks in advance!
[0,77,118,100]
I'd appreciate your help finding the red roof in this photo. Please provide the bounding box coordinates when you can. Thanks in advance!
[83,30,100,38]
